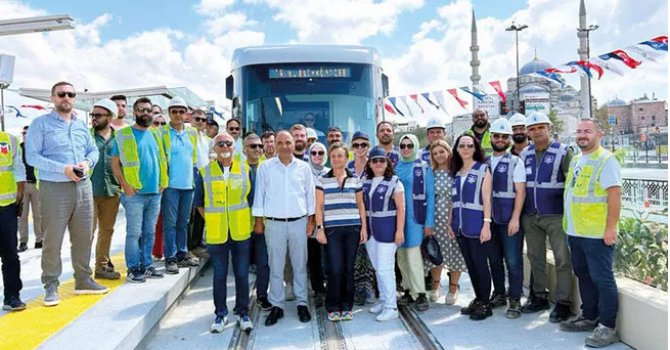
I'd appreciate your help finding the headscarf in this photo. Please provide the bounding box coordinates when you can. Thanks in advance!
[308,142,329,178]
[399,134,420,161]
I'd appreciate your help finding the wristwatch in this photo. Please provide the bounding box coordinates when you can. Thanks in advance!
[316,224,324,230]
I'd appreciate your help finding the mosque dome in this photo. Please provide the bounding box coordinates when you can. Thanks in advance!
[606,97,627,106]
[520,57,552,75]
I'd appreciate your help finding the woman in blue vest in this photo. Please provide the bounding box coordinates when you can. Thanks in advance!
[315,143,367,321]
[395,134,435,312]
[362,146,405,321]
[449,134,493,321]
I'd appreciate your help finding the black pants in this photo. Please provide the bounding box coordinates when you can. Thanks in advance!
[323,225,360,313]
[457,234,492,302]
[188,207,205,251]
[0,203,22,300]
[308,237,326,294]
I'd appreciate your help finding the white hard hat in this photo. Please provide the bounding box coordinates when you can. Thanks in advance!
[508,113,527,127]
[168,96,188,110]
[93,98,118,118]
[306,127,317,140]
[525,112,552,127]
[426,118,445,130]
[490,118,513,135]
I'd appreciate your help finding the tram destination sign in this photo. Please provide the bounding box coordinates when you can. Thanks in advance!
[269,67,351,79]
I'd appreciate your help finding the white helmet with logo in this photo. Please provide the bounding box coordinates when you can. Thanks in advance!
[306,127,318,140]
[168,96,188,110]
[525,112,552,127]
[508,113,527,127]
[490,118,513,135]
[426,118,445,131]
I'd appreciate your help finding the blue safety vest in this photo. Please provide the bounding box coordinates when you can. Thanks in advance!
[346,159,367,179]
[386,147,400,168]
[420,146,430,163]
[362,176,399,243]
[410,159,428,225]
[492,153,519,224]
[521,141,568,215]
[451,162,487,238]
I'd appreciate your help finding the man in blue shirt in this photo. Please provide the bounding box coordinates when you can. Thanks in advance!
[25,81,108,307]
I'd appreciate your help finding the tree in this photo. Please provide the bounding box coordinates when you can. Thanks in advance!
[594,105,610,132]
[548,109,565,135]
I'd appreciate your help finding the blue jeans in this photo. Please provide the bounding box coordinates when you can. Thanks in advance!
[490,222,525,300]
[161,188,194,260]
[121,193,161,270]
[568,236,619,328]
[209,238,251,317]
[252,233,270,299]
[324,225,361,313]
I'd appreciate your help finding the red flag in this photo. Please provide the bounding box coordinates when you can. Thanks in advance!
[447,89,468,109]
[21,104,46,110]
[488,81,506,104]
[546,66,577,74]
[384,102,397,115]
[611,49,642,68]
[409,94,424,113]
[579,60,604,79]
[651,35,668,44]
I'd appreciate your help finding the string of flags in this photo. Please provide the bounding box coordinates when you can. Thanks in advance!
[384,34,667,118]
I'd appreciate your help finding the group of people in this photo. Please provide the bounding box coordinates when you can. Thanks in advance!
[0,81,622,348]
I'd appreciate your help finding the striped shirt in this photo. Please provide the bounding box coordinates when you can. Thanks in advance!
[316,169,362,228]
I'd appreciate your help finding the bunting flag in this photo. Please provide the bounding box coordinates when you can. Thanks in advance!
[599,49,642,69]
[651,35,668,44]
[546,66,578,74]
[488,81,506,104]
[21,104,46,110]
[388,97,405,117]
[565,60,603,79]
[409,94,424,113]
[530,71,566,87]
[399,96,414,117]
[433,91,450,116]
[626,44,664,62]
[590,57,626,76]
[421,92,441,109]
[459,86,486,101]
[447,89,468,109]
[384,102,397,115]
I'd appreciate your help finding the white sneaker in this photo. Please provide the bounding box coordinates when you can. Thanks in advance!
[285,284,296,301]
[445,289,458,305]
[429,289,440,302]
[237,315,254,332]
[369,301,384,314]
[376,307,399,322]
[210,315,227,333]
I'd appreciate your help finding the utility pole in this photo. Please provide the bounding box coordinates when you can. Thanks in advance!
[506,22,528,112]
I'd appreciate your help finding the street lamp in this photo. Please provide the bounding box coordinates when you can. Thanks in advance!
[577,24,598,119]
[0,15,74,37]
[506,22,528,113]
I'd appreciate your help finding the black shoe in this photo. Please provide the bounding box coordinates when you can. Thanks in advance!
[165,258,179,274]
[460,299,480,315]
[470,302,493,321]
[506,298,522,319]
[354,290,367,306]
[297,305,311,323]
[413,293,429,312]
[521,296,550,314]
[397,290,414,306]
[265,306,284,326]
[256,297,272,311]
[314,292,325,308]
[18,243,27,252]
[2,296,26,311]
[490,294,507,308]
[34,241,43,249]
[549,302,572,323]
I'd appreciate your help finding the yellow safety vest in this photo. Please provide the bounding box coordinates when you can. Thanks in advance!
[563,146,615,238]
[0,132,18,206]
[201,160,251,244]
[160,124,198,165]
[116,127,169,190]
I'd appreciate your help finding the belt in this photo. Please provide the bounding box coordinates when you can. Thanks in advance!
[266,216,305,222]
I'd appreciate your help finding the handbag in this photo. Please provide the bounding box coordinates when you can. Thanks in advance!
[421,235,444,266]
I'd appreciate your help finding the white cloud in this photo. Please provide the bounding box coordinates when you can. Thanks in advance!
[195,0,235,15]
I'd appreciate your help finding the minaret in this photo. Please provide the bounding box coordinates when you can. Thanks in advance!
[577,0,590,118]
[470,10,481,106]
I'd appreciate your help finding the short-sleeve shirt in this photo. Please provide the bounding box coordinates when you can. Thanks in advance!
[316,169,363,228]
[490,154,526,183]
[111,127,160,194]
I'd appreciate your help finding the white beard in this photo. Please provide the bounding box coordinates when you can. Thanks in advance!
[222,152,232,158]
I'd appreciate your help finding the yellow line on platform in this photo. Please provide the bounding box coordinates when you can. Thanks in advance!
[0,253,127,350]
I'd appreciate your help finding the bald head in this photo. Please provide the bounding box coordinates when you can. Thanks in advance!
[276,130,295,157]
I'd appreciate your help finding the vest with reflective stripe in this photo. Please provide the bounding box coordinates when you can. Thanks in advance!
[420,147,430,163]
[0,132,18,206]
[492,153,519,224]
[563,147,614,238]
[362,176,398,243]
[451,162,487,238]
[160,125,198,165]
[411,159,428,225]
[521,141,568,215]
[346,160,367,179]
[116,127,169,190]
[201,160,251,244]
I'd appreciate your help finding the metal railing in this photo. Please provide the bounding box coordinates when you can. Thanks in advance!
[621,178,668,209]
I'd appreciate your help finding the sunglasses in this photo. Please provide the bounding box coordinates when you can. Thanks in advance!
[89,113,109,118]
[311,151,325,156]
[371,158,387,164]
[247,144,263,149]
[56,92,76,99]
[136,108,152,113]
[193,117,207,122]
[170,109,187,115]
[352,142,369,149]
[228,127,240,132]
[492,134,510,140]
[153,121,167,126]
[217,140,234,147]
[399,144,414,150]
[458,144,475,149]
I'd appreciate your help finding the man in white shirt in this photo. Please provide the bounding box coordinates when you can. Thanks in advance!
[253,131,316,326]
[189,108,213,258]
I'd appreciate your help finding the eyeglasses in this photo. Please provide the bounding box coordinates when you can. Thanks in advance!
[89,113,109,118]
[371,158,387,164]
[248,144,263,149]
[193,117,207,122]
[399,144,414,150]
[311,151,325,156]
[217,140,234,147]
[228,127,240,132]
[352,142,369,149]
[492,134,510,140]
[55,92,76,99]
[153,121,167,126]
[170,109,187,115]
[135,108,152,113]
[458,144,475,149]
